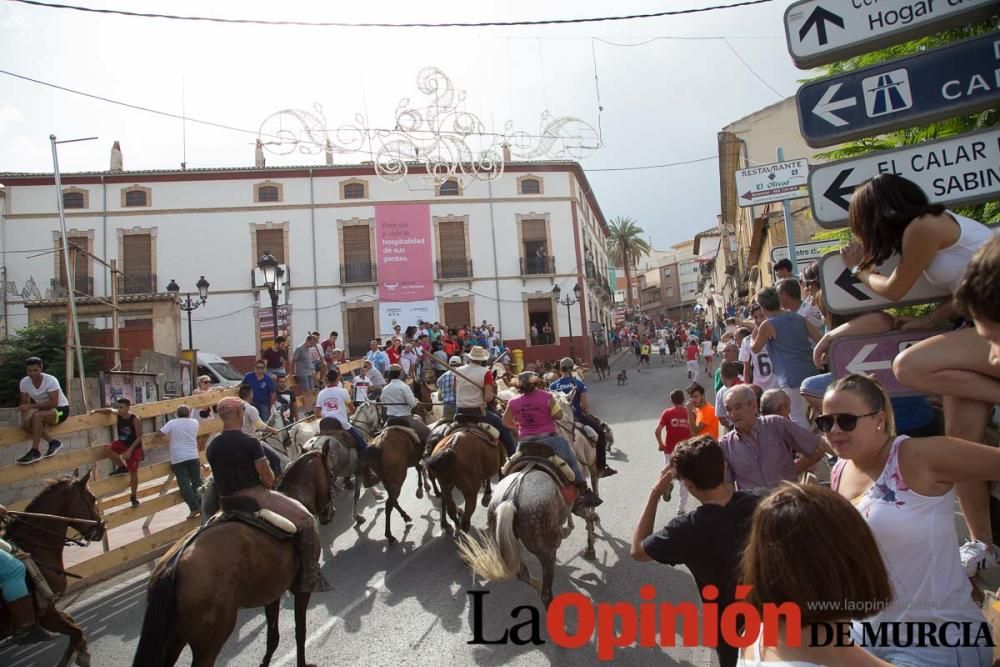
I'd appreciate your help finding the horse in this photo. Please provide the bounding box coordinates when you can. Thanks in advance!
[457,466,597,606]
[365,424,428,544]
[424,426,505,533]
[288,416,321,458]
[550,392,601,499]
[1,470,106,667]
[131,449,335,667]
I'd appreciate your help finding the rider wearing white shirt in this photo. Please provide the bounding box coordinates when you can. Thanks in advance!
[315,368,368,460]
[380,366,431,443]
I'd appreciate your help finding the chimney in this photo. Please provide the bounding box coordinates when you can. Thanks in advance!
[109,141,123,172]
[325,139,334,166]
[502,143,511,163]
[255,139,265,168]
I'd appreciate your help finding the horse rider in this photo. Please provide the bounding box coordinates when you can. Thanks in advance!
[315,368,377,489]
[0,505,58,644]
[238,383,286,477]
[206,397,331,592]
[436,356,462,421]
[549,358,617,478]
[501,372,602,516]
[380,365,432,445]
[455,346,517,456]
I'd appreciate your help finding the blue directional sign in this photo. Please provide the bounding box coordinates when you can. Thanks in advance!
[797,31,1000,148]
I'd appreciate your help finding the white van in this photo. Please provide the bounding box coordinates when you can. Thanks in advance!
[196,352,245,388]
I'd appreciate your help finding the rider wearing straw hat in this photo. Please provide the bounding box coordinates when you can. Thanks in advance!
[455,346,516,456]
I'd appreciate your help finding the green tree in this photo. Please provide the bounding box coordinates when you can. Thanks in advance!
[0,320,99,407]
[815,20,999,226]
[606,216,651,311]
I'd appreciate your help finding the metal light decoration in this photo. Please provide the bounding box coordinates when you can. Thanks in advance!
[258,67,600,185]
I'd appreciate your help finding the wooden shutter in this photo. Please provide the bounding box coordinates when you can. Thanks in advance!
[438,221,466,261]
[521,219,546,243]
[342,226,370,264]
[122,234,153,293]
[58,236,91,295]
[527,298,552,314]
[347,307,375,357]
[443,301,471,327]
[520,178,540,194]
[255,228,285,264]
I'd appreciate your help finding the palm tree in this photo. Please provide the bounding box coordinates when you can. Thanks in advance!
[607,216,651,312]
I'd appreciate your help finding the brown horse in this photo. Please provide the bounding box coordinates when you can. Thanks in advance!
[424,429,505,533]
[1,470,106,667]
[365,426,427,544]
[131,447,335,667]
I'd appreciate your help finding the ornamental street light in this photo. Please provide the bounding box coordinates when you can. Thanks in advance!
[166,276,209,351]
[257,252,284,345]
[552,282,582,361]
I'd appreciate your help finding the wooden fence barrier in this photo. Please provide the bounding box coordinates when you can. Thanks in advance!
[0,387,237,591]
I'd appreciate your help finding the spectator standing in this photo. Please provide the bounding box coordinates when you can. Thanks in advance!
[293,334,318,410]
[714,361,744,430]
[773,257,794,280]
[99,398,143,507]
[713,342,740,392]
[365,339,389,375]
[700,338,715,376]
[16,356,70,464]
[685,382,719,440]
[631,436,767,667]
[437,356,461,420]
[274,375,298,424]
[719,385,824,491]
[320,331,339,368]
[309,332,327,387]
[386,338,403,366]
[654,389,693,515]
[161,406,203,518]
[401,343,420,380]
[777,277,824,331]
[759,388,791,418]
[243,360,276,422]
[261,336,289,378]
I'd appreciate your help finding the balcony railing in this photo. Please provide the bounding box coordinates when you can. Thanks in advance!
[341,261,375,284]
[520,256,555,276]
[585,259,598,282]
[50,276,94,298]
[436,258,473,279]
[119,272,157,295]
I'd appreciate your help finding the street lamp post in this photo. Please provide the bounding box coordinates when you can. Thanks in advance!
[166,276,210,350]
[552,282,582,361]
[257,252,283,345]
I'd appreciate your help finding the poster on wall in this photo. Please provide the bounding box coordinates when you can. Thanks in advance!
[101,371,159,407]
[257,304,293,353]
[379,300,439,336]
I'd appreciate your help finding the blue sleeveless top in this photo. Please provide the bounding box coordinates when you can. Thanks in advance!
[766,312,818,389]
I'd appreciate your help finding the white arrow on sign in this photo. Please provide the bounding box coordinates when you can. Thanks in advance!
[812,83,857,127]
[846,343,893,374]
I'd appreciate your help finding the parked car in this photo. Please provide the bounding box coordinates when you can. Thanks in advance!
[196,352,244,388]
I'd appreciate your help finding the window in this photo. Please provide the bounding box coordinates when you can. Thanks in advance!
[437,179,461,196]
[520,219,552,275]
[123,187,150,207]
[527,298,555,345]
[56,235,93,296]
[341,179,368,200]
[121,232,155,294]
[62,189,87,209]
[443,300,472,328]
[436,219,471,279]
[666,285,674,298]
[255,228,286,264]
[255,182,282,203]
[519,177,542,195]
[341,225,374,283]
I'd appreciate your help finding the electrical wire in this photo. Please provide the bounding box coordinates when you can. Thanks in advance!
[585,156,717,172]
[722,37,786,99]
[9,0,776,29]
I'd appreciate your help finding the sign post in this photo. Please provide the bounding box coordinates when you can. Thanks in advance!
[818,253,949,315]
[776,147,801,274]
[734,157,809,206]
[796,31,1000,148]
[784,0,997,68]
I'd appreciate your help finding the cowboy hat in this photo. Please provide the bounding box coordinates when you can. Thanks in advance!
[468,346,490,361]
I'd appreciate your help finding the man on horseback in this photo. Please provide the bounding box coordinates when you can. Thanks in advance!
[0,506,58,645]
[455,346,516,456]
[316,369,370,463]
[206,397,331,592]
[380,365,431,444]
[549,358,617,478]
[501,373,602,516]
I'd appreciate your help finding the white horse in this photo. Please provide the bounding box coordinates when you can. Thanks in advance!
[551,390,601,498]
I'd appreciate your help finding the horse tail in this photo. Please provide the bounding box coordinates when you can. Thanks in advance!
[424,447,455,478]
[456,500,520,582]
[132,559,180,667]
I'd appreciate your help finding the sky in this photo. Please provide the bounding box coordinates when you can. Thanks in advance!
[0,0,807,248]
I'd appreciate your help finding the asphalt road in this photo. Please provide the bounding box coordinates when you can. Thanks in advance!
[3,351,719,667]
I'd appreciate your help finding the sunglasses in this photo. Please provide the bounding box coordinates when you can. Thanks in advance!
[814,411,879,433]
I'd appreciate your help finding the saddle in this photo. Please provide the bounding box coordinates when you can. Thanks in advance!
[433,420,499,446]
[503,442,577,492]
[212,496,297,538]
[383,424,421,446]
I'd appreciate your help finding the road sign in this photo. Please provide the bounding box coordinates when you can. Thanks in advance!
[809,128,1000,228]
[829,329,944,396]
[735,159,809,207]
[770,240,843,265]
[784,0,997,69]
[818,252,949,315]
[797,31,1000,148]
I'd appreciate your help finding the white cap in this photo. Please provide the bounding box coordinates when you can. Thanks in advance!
[448,356,462,366]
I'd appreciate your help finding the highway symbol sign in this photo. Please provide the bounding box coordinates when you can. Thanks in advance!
[809,128,1000,228]
[796,31,1000,148]
[735,159,809,207]
[770,240,843,265]
[829,329,944,396]
[784,0,997,69]
[819,252,949,315]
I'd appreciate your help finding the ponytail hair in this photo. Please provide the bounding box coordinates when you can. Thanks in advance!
[825,374,896,437]
[848,174,944,269]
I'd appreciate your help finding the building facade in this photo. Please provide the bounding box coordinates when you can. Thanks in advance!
[0,161,614,369]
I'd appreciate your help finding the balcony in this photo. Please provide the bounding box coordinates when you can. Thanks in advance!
[118,272,158,295]
[520,256,555,276]
[585,259,598,282]
[436,258,473,280]
[341,261,375,284]
[50,276,94,298]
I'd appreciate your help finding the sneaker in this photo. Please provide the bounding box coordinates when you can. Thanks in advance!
[130,495,140,508]
[44,440,62,458]
[110,466,128,477]
[599,466,618,478]
[16,449,41,465]
[960,539,999,577]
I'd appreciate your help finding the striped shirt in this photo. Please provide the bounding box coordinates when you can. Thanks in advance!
[437,371,457,405]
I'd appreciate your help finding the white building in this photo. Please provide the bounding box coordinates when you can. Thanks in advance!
[0,160,614,370]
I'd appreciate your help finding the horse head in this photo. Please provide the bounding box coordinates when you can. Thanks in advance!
[22,470,106,543]
[351,401,382,439]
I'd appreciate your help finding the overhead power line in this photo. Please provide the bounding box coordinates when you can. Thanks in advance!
[9,0,775,29]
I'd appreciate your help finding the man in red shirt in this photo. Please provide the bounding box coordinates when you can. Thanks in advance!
[655,389,692,515]
[685,339,700,381]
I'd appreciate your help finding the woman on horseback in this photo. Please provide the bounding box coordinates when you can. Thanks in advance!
[501,372,602,516]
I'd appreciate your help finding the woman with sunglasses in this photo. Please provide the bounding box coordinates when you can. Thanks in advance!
[823,373,997,667]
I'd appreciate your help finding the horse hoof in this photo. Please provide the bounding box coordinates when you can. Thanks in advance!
[76,653,92,667]
[584,548,597,561]
[387,535,398,545]
[354,515,366,525]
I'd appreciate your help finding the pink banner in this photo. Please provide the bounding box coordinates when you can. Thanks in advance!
[375,204,433,302]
